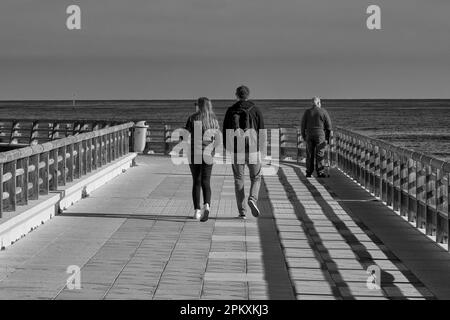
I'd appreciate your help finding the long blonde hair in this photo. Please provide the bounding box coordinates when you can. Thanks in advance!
[193,97,219,131]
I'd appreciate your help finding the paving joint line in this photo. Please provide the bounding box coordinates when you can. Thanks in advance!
[150,176,195,299]
[52,217,131,299]
[54,171,172,300]
[199,175,226,299]
[1,228,75,285]
[101,220,158,299]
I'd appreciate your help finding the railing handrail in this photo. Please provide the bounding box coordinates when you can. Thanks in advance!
[336,126,450,171]
[0,122,134,164]
[0,118,120,123]
[334,125,450,251]
[0,117,127,123]
[140,122,448,167]
[1,121,133,220]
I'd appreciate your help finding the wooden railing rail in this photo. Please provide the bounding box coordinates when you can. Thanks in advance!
[0,119,121,148]
[0,122,133,217]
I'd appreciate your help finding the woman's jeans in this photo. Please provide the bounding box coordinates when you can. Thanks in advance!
[189,163,213,210]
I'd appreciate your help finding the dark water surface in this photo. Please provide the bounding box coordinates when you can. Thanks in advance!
[1,99,449,161]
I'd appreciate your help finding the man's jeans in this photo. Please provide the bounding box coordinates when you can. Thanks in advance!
[231,162,262,215]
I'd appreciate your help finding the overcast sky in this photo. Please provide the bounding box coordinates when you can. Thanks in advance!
[0,0,449,100]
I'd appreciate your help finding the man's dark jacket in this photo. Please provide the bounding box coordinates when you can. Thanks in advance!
[301,106,332,141]
[222,100,264,153]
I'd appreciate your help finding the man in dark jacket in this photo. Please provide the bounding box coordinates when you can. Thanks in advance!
[301,97,332,178]
[223,85,265,219]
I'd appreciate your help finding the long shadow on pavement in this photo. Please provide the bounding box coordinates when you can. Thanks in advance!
[275,165,353,299]
[256,182,297,300]
[285,162,415,299]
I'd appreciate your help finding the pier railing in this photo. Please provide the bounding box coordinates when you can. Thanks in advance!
[0,122,133,218]
[0,119,122,149]
[334,127,449,250]
[142,121,307,159]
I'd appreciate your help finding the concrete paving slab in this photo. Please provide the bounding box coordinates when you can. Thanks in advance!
[0,157,442,300]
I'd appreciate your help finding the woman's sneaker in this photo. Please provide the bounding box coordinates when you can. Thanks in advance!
[194,209,202,220]
[200,204,210,222]
[248,199,261,217]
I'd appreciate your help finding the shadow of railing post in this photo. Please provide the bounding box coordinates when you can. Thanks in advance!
[274,166,352,299]
[284,162,415,299]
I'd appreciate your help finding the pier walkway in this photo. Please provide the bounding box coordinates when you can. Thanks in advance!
[0,155,449,300]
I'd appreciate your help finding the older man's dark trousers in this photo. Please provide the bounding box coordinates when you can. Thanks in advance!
[305,135,327,176]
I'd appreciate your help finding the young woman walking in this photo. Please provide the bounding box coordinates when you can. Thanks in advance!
[185,97,220,222]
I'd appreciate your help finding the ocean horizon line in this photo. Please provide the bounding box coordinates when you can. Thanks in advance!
[1,98,450,102]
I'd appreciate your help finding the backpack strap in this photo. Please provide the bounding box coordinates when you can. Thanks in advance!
[246,105,256,129]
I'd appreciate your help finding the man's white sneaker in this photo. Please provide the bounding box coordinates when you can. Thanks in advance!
[248,199,261,218]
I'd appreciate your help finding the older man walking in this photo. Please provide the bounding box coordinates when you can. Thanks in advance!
[301,97,332,178]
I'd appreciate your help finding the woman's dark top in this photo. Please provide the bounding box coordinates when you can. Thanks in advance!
[185,112,220,163]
